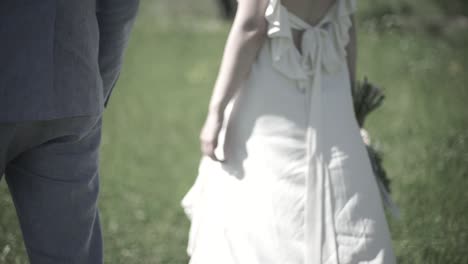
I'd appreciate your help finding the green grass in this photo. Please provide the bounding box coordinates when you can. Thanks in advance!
[1,0,468,263]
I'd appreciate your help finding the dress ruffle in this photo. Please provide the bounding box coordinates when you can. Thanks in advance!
[265,0,357,87]
[182,157,242,257]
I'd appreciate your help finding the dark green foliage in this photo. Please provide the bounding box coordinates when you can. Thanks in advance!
[432,0,468,16]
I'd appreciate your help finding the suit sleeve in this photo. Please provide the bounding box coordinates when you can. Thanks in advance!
[96,0,140,107]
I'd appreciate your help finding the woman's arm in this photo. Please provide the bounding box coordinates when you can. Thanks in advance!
[208,0,269,114]
[346,15,357,87]
[200,0,269,161]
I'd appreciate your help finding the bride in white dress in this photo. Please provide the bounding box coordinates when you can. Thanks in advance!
[182,0,397,263]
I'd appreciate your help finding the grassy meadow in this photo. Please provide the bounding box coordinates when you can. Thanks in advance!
[1,0,467,263]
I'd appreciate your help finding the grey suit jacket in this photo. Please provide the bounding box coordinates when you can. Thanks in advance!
[0,0,139,122]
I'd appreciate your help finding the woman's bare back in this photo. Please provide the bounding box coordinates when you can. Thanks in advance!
[281,0,336,26]
[281,0,337,53]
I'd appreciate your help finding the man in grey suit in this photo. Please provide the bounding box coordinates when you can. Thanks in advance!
[0,0,139,263]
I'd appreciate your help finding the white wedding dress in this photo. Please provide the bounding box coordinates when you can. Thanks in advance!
[182,0,397,263]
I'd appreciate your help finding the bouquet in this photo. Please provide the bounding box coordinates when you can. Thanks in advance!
[352,78,400,219]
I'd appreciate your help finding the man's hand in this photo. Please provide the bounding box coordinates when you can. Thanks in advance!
[200,112,224,162]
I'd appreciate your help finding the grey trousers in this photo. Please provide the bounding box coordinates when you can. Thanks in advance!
[0,115,103,264]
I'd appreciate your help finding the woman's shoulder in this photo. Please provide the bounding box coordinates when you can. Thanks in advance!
[269,0,357,23]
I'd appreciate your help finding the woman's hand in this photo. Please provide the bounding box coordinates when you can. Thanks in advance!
[200,112,224,161]
[199,0,268,161]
